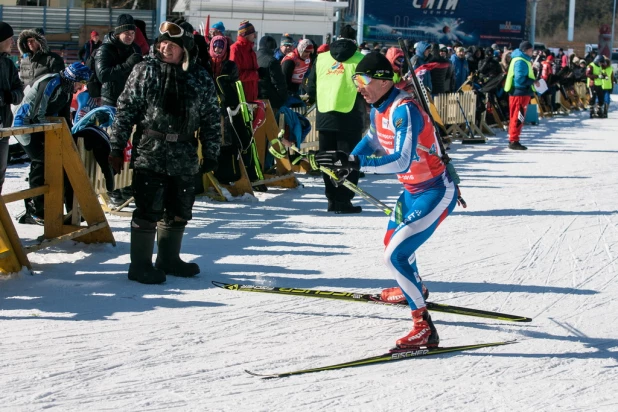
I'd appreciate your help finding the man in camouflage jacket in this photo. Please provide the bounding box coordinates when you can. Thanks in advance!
[110,21,221,285]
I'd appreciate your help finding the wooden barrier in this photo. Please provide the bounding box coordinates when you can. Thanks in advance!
[252,101,299,189]
[434,91,487,143]
[0,118,115,274]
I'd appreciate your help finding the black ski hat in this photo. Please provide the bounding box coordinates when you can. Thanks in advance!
[114,14,136,35]
[0,22,14,43]
[355,51,394,80]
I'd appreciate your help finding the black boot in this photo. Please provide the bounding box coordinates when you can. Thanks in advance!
[128,228,166,284]
[327,200,362,214]
[155,223,200,277]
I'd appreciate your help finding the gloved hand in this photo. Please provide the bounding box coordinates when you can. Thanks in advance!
[310,150,360,171]
[108,153,124,175]
[126,53,143,68]
[200,157,218,174]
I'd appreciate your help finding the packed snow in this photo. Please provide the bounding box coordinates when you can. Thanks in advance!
[1,99,618,411]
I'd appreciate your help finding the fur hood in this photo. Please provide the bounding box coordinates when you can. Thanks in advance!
[18,29,50,56]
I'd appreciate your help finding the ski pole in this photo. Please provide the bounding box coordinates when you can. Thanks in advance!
[269,140,393,215]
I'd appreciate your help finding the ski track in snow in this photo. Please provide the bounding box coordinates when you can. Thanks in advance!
[2,99,618,411]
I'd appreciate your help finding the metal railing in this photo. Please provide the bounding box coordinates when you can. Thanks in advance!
[0,6,156,40]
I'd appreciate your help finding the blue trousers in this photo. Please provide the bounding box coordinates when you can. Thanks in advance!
[383,175,457,311]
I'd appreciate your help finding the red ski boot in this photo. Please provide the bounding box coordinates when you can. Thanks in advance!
[380,284,429,303]
[395,308,440,349]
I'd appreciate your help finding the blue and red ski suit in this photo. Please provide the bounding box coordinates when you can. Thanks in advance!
[352,87,457,310]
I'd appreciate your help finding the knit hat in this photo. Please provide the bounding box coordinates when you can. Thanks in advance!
[211,21,225,32]
[281,34,294,46]
[114,14,136,35]
[297,39,313,55]
[0,22,13,43]
[355,52,394,80]
[317,44,330,54]
[158,21,195,71]
[90,30,99,39]
[339,24,357,40]
[238,20,255,37]
[491,43,499,51]
[519,41,533,52]
[63,62,92,83]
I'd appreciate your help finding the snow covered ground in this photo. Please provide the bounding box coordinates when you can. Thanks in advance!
[2,99,618,411]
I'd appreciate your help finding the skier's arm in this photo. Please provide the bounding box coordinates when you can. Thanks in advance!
[354,103,422,174]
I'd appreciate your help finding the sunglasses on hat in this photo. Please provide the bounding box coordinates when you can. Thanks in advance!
[159,21,185,38]
[352,73,373,88]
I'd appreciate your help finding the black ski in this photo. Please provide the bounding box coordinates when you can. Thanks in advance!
[212,281,532,322]
[245,340,517,378]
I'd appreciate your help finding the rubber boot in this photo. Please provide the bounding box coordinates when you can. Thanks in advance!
[155,223,200,277]
[128,227,166,284]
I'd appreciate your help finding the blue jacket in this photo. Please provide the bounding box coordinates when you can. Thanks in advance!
[509,49,536,96]
[450,54,469,91]
[414,41,433,91]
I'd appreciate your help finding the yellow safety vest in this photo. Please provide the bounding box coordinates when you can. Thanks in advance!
[587,63,603,87]
[601,66,613,90]
[316,51,364,113]
[504,56,536,93]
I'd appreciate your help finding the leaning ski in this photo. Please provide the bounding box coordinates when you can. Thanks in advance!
[212,281,532,322]
[245,340,517,378]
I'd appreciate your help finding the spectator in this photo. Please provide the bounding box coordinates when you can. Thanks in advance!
[478,47,502,79]
[257,35,287,111]
[95,14,142,107]
[317,43,330,54]
[500,50,512,73]
[281,39,313,101]
[230,20,259,102]
[586,55,605,118]
[12,63,91,224]
[209,21,226,39]
[504,41,539,150]
[133,19,150,55]
[17,28,65,87]
[109,21,221,284]
[541,55,557,112]
[451,46,469,91]
[411,41,433,91]
[557,48,568,69]
[305,24,365,213]
[0,22,25,194]
[275,34,294,62]
[78,31,102,63]
[428,43,454,94]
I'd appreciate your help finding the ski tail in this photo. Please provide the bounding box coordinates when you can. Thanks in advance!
[426,302,532,323]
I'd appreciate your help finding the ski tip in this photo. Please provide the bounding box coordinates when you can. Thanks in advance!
[245,369,280,379]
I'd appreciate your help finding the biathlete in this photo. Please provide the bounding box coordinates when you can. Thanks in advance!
[311,52,458,349]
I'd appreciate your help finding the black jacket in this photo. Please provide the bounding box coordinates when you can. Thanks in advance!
[256,36,288,110]
[306,39,366,133]
[0,53,24,128]
[428,55,453,94]
[95,32,141,106]
[78,40,102,62]
[17,29,65,87]
[478,57,503,79]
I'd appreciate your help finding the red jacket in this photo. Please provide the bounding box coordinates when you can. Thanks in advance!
[230,36,259,101]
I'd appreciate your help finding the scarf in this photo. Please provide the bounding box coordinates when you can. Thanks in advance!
[209,35,229,78]
[158,62,189,127]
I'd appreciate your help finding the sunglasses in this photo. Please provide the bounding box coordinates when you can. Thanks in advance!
[352,73,373,88]
[159,21,184,38]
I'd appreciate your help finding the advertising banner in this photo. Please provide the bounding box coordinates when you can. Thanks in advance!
[363,0,528,47]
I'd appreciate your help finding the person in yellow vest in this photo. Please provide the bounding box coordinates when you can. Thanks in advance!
[306,25,366,213]
[599,56,614,118]
[586,55,605,118]
[504,41,540,150]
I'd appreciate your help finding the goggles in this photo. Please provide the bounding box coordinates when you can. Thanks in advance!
[352,73,373,88]
[159,21,185,38]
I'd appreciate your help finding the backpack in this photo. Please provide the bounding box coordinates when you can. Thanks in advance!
[85,48,102,98]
